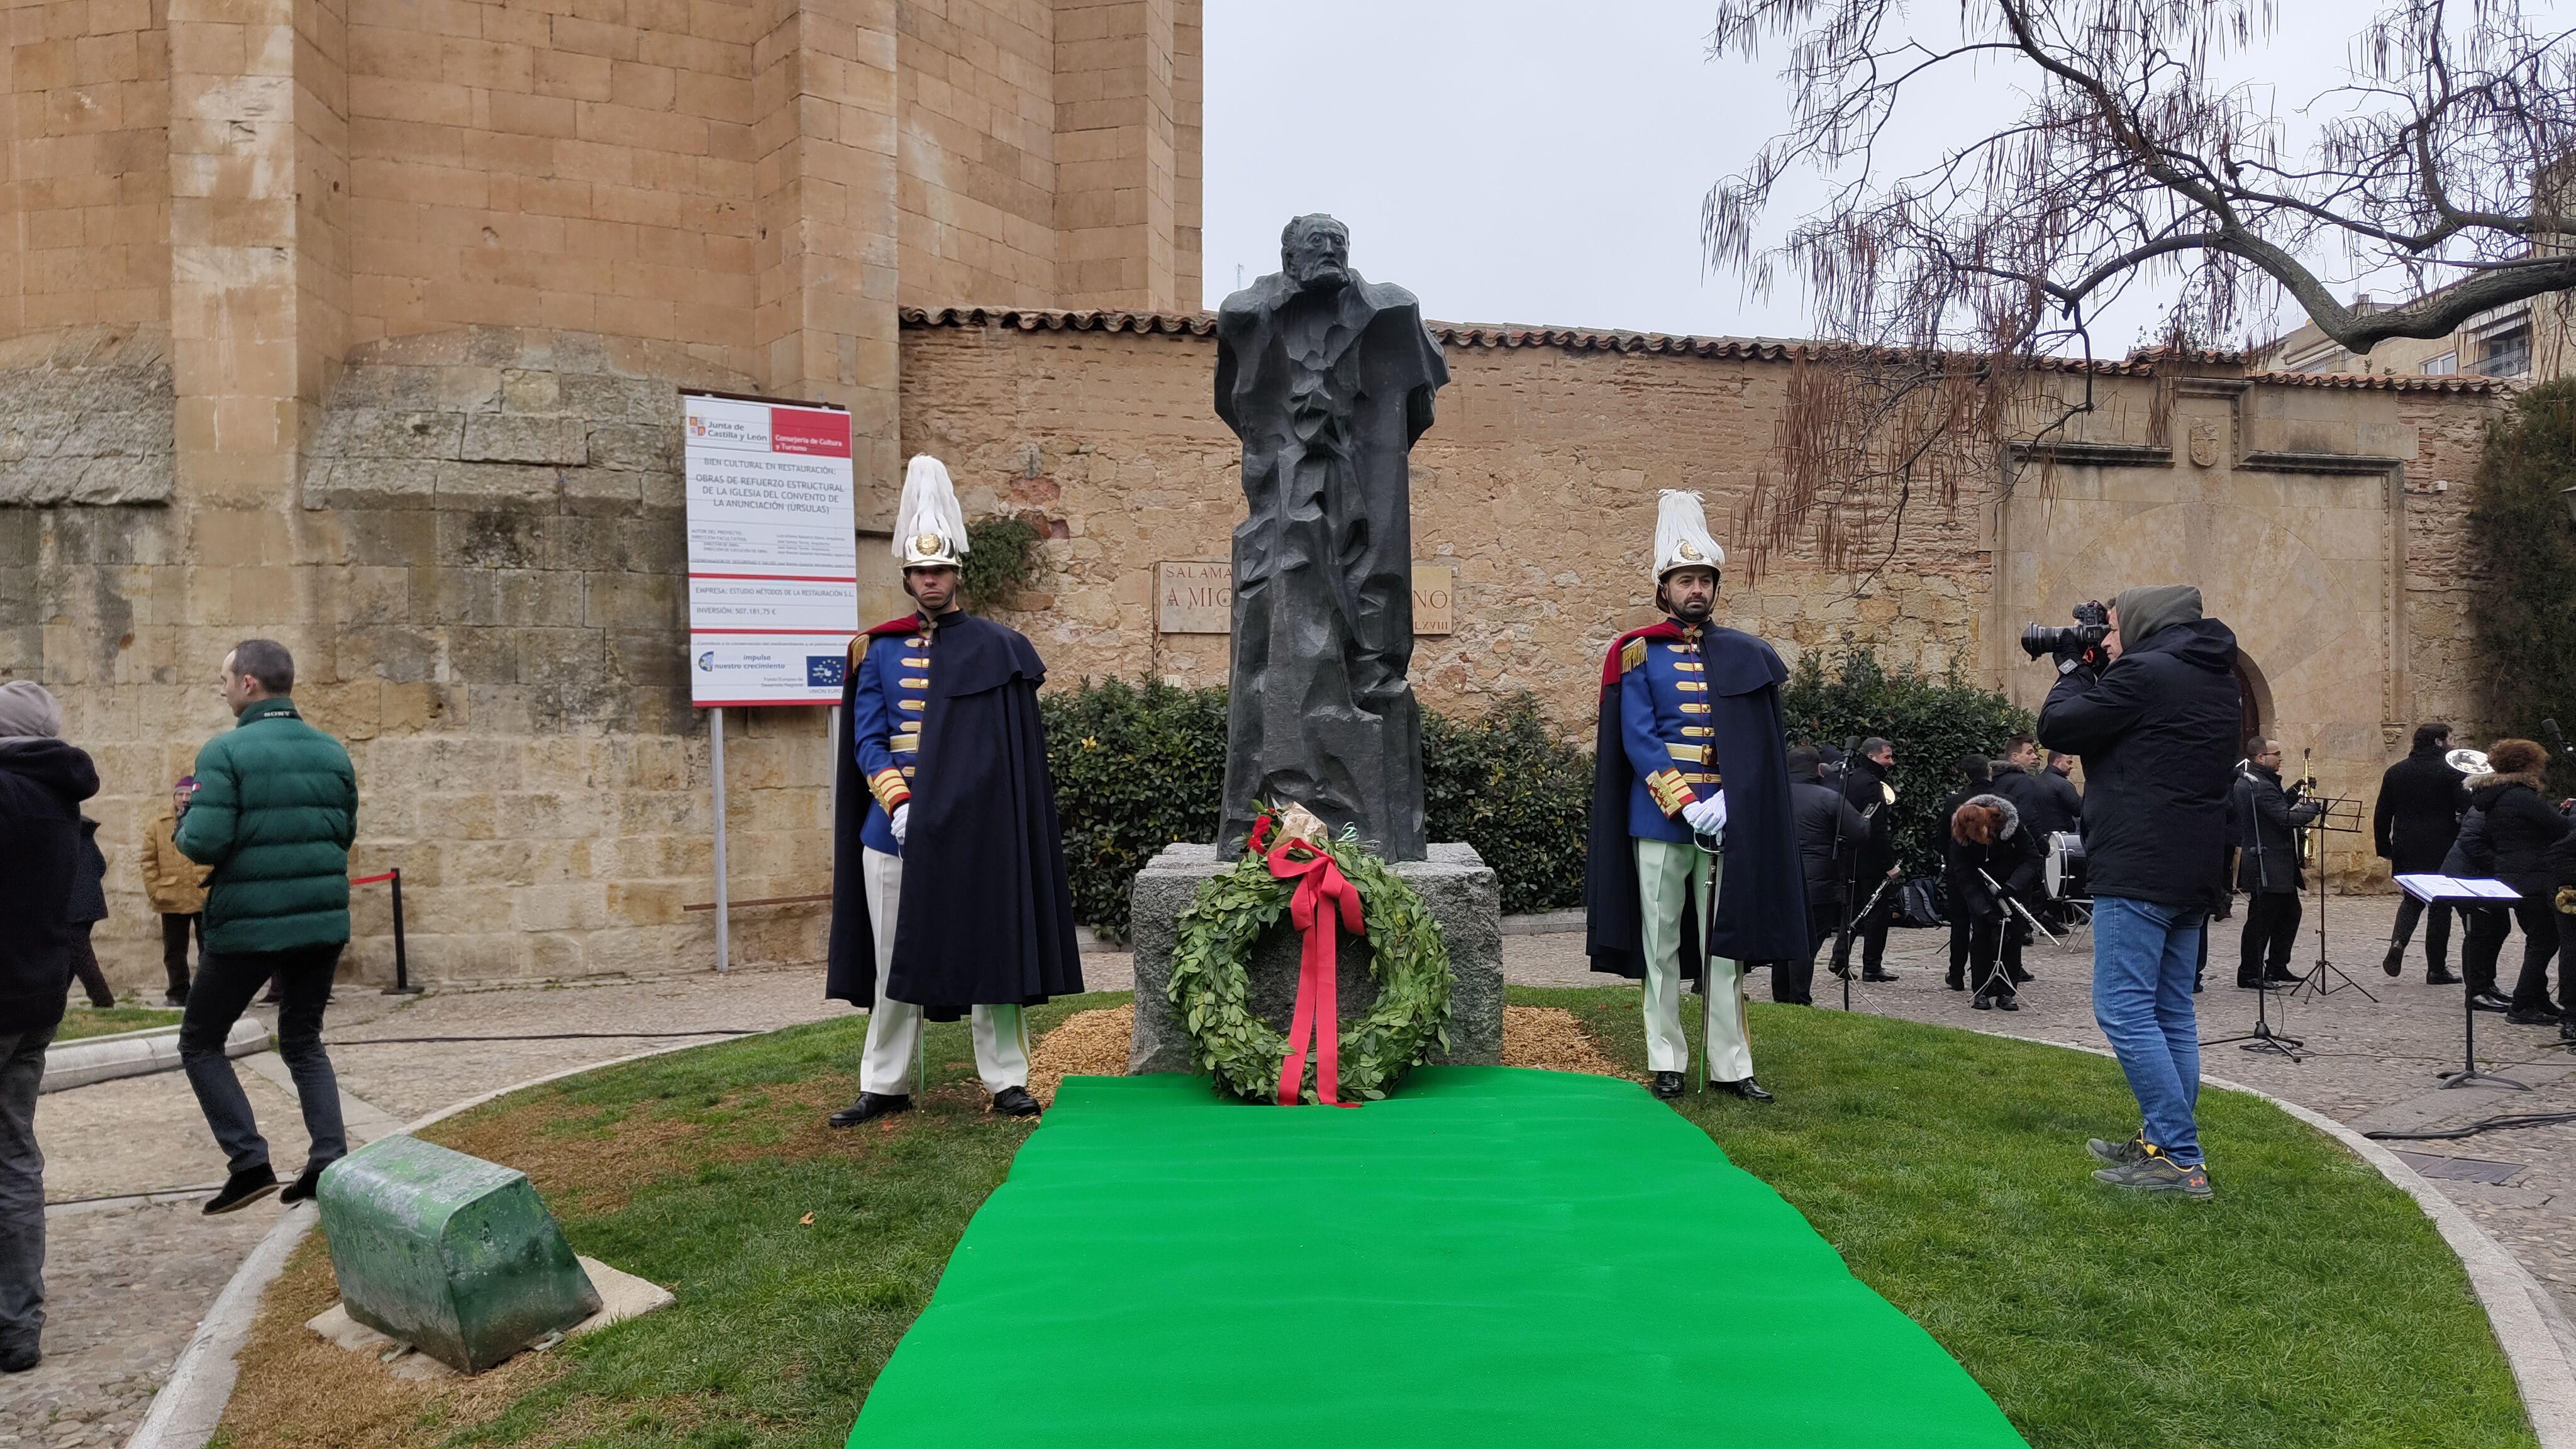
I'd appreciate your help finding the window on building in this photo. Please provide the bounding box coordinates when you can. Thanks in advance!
[2423,352,2457,375]
[2473,325,2531,377]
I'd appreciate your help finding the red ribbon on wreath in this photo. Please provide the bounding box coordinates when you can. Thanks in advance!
[1250,810,1365,1108]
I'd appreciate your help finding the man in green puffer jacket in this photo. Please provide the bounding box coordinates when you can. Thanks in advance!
[175,640,359,1215]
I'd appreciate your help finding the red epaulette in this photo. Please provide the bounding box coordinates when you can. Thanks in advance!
[1600,621,1687,686]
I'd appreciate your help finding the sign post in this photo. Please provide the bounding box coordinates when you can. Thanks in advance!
[682,392,858,972]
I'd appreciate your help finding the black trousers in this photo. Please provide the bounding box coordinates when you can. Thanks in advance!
[2507,896,2563,1013]
[161,913,201,997]
[179,943,346,1177]
[1946,914,1970,985]
[1967,913,2016,999]
[2239,891,2302,982]
[1829,890,1892,973]
[1775,902,1838,1005]
[66,923,112,1008]
[2460,905,2512,998]
[2389,896,2453,972]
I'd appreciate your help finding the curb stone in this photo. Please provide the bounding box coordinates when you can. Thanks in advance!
[41,1018,268,1094]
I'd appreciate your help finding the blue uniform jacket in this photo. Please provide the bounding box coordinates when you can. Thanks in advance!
[1619,624,1719,841]
[849,621,932,854]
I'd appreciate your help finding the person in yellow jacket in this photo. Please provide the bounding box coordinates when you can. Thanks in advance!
[141,777,213,1006]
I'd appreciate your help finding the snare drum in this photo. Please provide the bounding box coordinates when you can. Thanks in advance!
[2045,831,2089,900]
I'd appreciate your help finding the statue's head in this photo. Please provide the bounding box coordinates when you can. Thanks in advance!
[1280,214,1351,292]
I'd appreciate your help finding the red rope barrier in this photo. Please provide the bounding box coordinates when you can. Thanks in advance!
[349,870,396,886]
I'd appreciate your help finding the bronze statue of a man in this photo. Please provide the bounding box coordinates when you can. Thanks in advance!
[1215,214,1448,861]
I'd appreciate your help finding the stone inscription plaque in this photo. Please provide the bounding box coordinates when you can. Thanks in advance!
[1155,562,1453,636]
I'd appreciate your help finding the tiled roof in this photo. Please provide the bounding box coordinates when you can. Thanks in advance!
[2240,367,2507,393]
[900,306,2508,391]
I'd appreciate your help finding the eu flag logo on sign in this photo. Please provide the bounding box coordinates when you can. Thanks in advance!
[807,657,845,687]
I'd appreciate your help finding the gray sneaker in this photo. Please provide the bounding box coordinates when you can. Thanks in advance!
[2092,1153,2211,1200]
[2086,1133,2150,1167]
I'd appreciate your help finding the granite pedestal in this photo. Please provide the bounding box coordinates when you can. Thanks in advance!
[1127,841,1502,1075]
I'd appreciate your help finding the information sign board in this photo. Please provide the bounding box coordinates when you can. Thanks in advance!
[682,393,858,706]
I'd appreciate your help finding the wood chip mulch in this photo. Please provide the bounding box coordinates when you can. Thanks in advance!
[1027,1002,1638,1105]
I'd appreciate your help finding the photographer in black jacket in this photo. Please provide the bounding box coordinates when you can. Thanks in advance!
[2038,585,2240,1201]
[2375,723,2468,982]
[2231,738,2320,989]
[1781,747,1874,1006]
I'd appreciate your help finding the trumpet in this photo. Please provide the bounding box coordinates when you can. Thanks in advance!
[2445,747,2493,778]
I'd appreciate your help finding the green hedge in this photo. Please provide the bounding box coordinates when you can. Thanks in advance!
[2467,377,2576,791]
[1041,682,1591,937]
[1041,653,2029,936]
[1779,648,2035,877]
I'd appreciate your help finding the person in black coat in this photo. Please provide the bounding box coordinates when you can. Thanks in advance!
[1930,755,1993,991]
[1948,794,2043,1010]
[2472,738,2572,1025]
[1829,738,1902,982]
[65,819,111,1009]
[0,680,101,1375]
[2542,830,2576,1041]
[2442,796,2515,1011]
[1780,746,1874,1006]
[2231,738,2320,988]
[2038,584,2241,1193]
[2375,723,2468,982]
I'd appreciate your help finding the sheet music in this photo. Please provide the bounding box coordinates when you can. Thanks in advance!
[2395,874,2522,901]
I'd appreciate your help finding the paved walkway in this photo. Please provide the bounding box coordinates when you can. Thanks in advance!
[2,970,855,1448]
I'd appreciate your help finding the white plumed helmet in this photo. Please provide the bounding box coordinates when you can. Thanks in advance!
[894,454,970,569]
[1652,489,1724,581]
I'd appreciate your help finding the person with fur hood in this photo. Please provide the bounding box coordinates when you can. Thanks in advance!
[2475,738,2573,1027]
[1946,794,2044,1011]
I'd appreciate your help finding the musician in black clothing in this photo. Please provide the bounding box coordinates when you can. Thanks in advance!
[1930,755,1992,991]
[2231,738,2320,988]
[1829,737,1901,983]
[2374,722,2469,982]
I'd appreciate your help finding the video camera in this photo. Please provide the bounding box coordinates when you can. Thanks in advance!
[2020,600,2111,669]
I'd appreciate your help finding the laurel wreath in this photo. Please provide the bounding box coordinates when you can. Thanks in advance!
[1166,819,1453,1103]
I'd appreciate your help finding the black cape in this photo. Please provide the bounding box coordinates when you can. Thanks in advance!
[826,612,1084,1019]
[1585,622,1812,979]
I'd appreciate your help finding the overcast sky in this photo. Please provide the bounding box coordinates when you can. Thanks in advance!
[1202,1,2551,352]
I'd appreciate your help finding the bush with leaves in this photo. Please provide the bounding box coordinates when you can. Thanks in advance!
[1040,678,1230,940]
[1422,693,1592,914]
[1779,648,2033,878]
[961,516,1045,611]
[2467,378,2576,791]
[1041,682,1594,936]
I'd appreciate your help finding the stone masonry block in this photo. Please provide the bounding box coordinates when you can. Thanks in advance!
[316,1134,601,1375]
[1127,841,1502,1076]
[463,414,588,466]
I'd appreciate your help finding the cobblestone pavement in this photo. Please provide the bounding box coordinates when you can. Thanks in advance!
[3,967,853,1448]
[1503,895,2576,1326]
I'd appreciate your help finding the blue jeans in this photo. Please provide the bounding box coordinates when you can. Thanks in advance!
[2090,896,2206,1166]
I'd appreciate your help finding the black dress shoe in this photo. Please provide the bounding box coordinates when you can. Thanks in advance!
[0,1335,36,1374]
[203,1166,279,1216]
[2505,1006,2565,1027]
[2427,965,2462,985]
[1971,995,1994,1011]
[1861,969,1899,982]
[279,1159,336,1206]
[1994,994,2021,1012]
[1713,1078,1774,1102]
[1827,962,1853,980]
[827,1092,912,1128]
[1945,975,1965,992]
[1650,1071,1684,1101]
[991,1085,1041,1118]
[2261,969,2303,986]
[2472,992,2513,1013]
[2382,945,2406,977]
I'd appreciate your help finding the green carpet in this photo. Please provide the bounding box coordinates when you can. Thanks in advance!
[848,1067,2023,1446]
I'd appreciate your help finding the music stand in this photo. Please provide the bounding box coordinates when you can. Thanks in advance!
[2397,874,2531,1091]
[2289,793,2377,1001]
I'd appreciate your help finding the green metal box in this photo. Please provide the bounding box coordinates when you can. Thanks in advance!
[316,1134,602,1374]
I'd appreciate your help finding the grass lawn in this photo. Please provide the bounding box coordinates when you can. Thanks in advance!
[216,989,2536,1449]
[51,1006,183,1040]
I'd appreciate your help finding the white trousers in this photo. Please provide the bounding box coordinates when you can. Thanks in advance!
[1635,838,1754,1083]
[858,848,1030,1096]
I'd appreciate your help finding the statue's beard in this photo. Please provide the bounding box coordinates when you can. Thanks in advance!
[1291,260,1348,291]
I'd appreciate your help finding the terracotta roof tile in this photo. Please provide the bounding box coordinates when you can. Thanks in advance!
[899,306,2508,391]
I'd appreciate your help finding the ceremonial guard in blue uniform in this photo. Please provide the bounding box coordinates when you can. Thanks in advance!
[1584,492,1809,1101]
[824,456,1082,1126]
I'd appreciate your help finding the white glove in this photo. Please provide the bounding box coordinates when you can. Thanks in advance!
[890,802,909,847]
[1681,794,1727,835]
